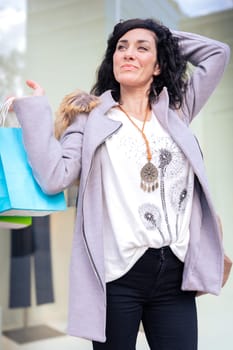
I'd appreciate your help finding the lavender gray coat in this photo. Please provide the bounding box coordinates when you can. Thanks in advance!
[14,30,230,342]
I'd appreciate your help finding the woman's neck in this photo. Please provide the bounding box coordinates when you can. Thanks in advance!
[119,88,151,121]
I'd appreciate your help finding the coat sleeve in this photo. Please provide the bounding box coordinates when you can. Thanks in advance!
[13,95,87,194]
[172,30,230,122]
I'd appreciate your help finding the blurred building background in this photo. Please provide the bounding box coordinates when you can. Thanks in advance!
[0,0,232,349]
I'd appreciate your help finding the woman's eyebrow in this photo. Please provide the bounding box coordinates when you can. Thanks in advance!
[117,39,150,44]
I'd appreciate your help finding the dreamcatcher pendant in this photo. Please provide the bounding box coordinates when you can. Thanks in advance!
[140,161,159,192]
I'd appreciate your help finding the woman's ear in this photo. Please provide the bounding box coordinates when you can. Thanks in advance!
[153,63,160,76]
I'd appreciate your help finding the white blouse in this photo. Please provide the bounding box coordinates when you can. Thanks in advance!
[101,108,194,282]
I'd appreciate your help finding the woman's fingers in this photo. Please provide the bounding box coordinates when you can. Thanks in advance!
[4,95,15,112]
[4,80,45,113]
[26,79,45,96]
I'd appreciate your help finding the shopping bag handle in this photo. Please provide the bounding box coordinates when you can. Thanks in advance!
[0,97,16,127]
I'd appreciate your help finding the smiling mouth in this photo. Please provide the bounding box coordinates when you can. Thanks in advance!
[121,65,138,70]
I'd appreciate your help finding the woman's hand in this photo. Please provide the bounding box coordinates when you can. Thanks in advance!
[7,80,45,112]
[26,79,45,96]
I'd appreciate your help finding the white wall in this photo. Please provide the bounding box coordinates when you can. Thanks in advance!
[25,0,106,109]
[105,0,182,31]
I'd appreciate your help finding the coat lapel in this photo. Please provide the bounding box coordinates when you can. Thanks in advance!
[152,88,209,190]
[81,91,122,180]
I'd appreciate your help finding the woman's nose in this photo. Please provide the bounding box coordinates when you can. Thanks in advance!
[124,48,136,59]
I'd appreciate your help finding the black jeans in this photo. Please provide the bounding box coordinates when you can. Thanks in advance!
[93,247,197,350]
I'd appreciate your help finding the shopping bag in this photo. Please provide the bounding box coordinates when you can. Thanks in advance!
[0,216,32,229]
[0,127,67,216]
[0,98,67,216]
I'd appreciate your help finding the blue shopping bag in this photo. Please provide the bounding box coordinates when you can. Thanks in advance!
[0,127,67,216]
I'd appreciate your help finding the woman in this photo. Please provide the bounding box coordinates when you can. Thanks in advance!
[12,18,230,350]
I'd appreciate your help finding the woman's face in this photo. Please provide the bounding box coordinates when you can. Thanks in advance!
[113,28,160,90]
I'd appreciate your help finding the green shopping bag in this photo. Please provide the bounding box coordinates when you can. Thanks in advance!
[0,216,32,229]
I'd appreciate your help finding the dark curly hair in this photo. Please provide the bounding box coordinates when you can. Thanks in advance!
[90,18,188,109]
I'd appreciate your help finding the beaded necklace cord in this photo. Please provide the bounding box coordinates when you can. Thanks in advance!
[118,104,159,192]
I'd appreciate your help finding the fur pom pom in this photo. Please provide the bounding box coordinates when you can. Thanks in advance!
[55,89,100,139]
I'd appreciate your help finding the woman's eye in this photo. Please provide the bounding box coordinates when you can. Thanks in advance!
[117,44,126,51]
[138,46,148,51]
